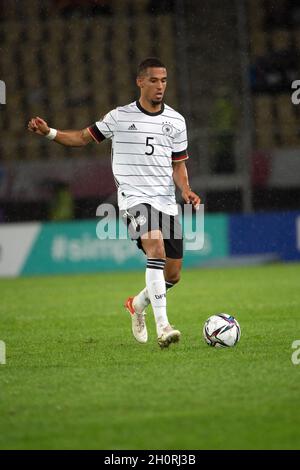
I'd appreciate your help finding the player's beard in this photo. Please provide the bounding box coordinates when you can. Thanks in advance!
[151,98,163,106]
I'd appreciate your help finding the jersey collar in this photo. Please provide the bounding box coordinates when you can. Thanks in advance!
[136,100,165,116]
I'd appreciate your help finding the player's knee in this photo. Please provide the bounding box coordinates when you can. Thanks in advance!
[167,272,181,285]
[152,247,166,260]
[146,242,166,260]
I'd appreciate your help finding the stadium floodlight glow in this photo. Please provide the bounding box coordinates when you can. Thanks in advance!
[0,80,6,104]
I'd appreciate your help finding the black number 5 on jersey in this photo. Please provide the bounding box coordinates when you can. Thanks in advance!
[145,137,154,155]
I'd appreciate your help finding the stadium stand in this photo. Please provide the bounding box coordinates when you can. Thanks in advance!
[0,0,179,163]
[248,0,300,148]
[0,0,182,220]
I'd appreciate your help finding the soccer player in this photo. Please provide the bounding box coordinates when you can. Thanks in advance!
[27,57,201,348]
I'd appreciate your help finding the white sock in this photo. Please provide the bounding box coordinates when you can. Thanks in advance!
[133,287,149,313]
[145,258,169,335]
[133,281,176,314]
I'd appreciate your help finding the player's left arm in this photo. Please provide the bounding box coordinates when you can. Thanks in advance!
[172,160,201,209]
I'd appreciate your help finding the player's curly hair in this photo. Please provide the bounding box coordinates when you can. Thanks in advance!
[137,57,166,77]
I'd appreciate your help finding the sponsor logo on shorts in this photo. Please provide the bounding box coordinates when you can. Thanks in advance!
[135,215,147,226]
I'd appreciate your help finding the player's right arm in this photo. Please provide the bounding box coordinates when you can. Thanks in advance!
[27,116,93,147]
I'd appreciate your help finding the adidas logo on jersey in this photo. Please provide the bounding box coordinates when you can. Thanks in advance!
[128,124,137,130]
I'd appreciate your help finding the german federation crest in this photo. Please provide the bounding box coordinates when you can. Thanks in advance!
[162,122,173,136]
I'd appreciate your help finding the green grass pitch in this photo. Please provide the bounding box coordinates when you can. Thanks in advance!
[1,263,300,450]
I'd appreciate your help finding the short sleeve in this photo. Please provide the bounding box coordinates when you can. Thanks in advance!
[88,108,118,143]
[172,118,189,162]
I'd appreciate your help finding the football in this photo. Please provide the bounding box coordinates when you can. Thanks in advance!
[203,313,241,348]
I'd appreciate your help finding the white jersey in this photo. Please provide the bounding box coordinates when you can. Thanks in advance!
[88,100,189,215]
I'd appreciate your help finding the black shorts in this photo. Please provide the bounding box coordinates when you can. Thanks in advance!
[121,203,183,259]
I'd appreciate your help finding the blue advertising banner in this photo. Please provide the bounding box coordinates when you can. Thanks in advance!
[229,211,300,261]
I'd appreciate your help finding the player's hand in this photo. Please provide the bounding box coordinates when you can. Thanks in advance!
[182,188,201,210]
[27,116,50,136]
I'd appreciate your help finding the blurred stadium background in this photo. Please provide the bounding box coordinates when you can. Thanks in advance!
[1,0,300,275]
